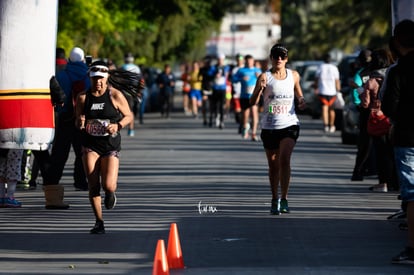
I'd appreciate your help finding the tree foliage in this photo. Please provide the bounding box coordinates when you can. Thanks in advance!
[57,0,234,67]
[282,0,391,60]
[57,0,392,67]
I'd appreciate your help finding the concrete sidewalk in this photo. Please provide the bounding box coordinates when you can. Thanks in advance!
[0,111,411,274]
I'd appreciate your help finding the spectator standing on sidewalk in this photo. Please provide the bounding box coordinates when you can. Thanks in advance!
[249,44,306,215]
[0,149,24,208]
[350,49,376,181]
[359,48,396,193]
[75,60,133,234]
[27,47,69,190]
[26,77,68,209]
[381,19,414,265]
[55,47,67,73]
[314,53,341,133]
[51,47,90,194]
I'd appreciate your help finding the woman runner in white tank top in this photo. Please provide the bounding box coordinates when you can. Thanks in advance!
[249,44,306,215]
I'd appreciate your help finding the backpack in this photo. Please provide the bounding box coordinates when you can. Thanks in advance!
[71,79,87,107]
[66,72,88,110]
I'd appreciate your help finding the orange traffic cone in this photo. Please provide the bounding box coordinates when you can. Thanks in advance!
[167,223,185,269]
[152,239,169,275]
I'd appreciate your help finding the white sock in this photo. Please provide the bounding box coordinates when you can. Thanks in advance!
[6,180,17,198]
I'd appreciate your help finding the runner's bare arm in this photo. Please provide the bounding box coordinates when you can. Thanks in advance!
[292,70,306,110]
[249,73,266,106]
[112,88,133,131]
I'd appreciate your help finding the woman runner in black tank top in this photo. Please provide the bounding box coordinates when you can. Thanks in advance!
[75,60,133,234]
[82,87,122,155]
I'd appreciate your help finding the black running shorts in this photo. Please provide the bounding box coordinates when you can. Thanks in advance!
[260,125,300,150]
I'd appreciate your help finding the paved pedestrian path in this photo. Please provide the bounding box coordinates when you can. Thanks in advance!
[0,110,411,274]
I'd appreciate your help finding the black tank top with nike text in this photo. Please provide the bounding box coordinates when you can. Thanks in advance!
[81,88,122,155]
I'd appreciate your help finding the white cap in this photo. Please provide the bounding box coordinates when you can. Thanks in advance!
[69,47,85,62]
[218,53,225,59]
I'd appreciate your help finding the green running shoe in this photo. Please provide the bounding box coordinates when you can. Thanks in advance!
[280,198,290,213]
[270,199,280,215]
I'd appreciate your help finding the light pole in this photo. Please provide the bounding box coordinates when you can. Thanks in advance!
[230,13,237,58]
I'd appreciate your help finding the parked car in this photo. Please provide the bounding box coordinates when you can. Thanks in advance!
[290,60,323,118]
[291,59,345,132]
[341,101,359,144]
[173,71,184,94]
[337,54,359,144]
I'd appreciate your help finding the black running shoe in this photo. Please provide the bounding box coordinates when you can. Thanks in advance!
[387,210,406,220]
[392,247,414,264]
[104,192,117,210]
[399,222,408,231]
[90,221,105,234]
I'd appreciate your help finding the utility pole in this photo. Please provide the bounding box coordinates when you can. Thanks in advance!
[231,13,237,59]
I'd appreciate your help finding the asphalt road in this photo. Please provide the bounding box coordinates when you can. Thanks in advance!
[0,108,411,275]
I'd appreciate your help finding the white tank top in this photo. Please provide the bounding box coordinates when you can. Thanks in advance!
[260,69,299,130]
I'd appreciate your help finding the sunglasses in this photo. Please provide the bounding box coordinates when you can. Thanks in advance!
[90,67,109,73]
[271,52,288,60]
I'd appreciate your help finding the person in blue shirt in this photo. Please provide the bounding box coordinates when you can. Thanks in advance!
[233,54,262,140]
[208,54,230,129]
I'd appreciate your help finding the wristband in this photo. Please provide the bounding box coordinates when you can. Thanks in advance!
[117,122,123,131]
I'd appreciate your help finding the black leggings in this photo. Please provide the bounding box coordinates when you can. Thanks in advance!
[209,89,226,124]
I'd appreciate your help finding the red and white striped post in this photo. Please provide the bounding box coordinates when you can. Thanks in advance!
[0,0,58,150]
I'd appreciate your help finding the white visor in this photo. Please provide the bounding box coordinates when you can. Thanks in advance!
[89,65,109,78]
